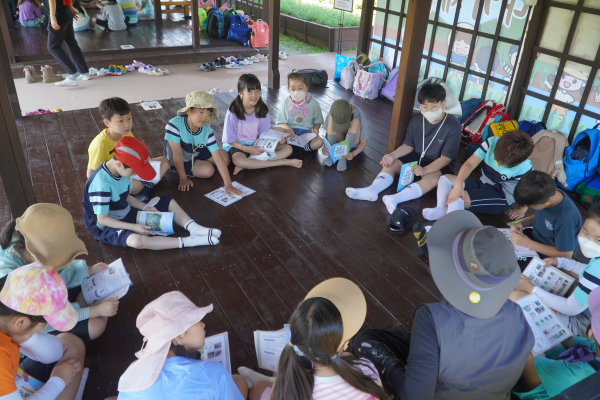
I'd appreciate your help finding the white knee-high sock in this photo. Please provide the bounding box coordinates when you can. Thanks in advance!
[447,198,465,214]
[382,183,423,214]
[346,173,393,201]
[422,176,453,221]
[184,220,222,238]
[179,235,219,247]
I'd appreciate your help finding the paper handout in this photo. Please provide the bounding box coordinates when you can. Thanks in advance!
[136,211,174,236]
[397,161,418,192]
[287,132,316,147]
[205,181,255,207]
[498,228,539,257]
[522,258,576,296]
[254,326,291,372]
[131,160,161,184]
[82,258,132,305]
[140,101,163,111]
[201,331,231,374]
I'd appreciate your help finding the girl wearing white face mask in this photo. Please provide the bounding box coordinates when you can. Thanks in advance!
[276,72,325,153]
[511,205,600,337]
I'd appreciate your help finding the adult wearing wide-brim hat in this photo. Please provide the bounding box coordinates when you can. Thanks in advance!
[353,210,535,400]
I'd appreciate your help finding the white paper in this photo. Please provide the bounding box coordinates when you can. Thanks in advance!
[254,326,291,372]
[287,132,316,147]
[82,259,132,305]
[254,137,279,152]
[333,0,353,12]
[121,44,135,49]
[498,228,539,257]
[201,332,231,374]
[204,182,255,207]
[259,129,288,140]
[249,151,276,161]
[140,101,163,111]
[136,211,174,236]
[130,160,161,184]
[523,258,576,297]
[516,293,572,356]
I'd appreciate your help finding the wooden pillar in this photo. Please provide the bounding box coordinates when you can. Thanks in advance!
[262,0,269,24]
[191,0,200,49]
[0,0,15,64]
[357,0,374,56]
[154,0,162,22]
[0,22,36,217]
[267,0,279,89]
[386,0,429,153]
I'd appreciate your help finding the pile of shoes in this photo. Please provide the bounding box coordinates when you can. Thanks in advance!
[87,60,170,77]
[197,54,266,71]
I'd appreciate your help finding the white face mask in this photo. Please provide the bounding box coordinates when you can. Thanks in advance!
[578,236,600,259]
[422,108,444,123]
[290,90,307,102]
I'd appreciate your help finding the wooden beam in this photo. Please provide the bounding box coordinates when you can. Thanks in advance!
[154,0,162,21]
[0,23,35,217]
[386,0,430,153]
[0,0,15,64]
[191,0,200,49]
[267,0,279,89]
[262,0,269,25]
[357,0,374,56]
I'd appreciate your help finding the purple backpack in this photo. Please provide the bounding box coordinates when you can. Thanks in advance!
[381,67,399,101]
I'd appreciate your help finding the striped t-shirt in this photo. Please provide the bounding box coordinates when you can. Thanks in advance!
[117,0,137,23]
[312,359,381,400]
[573,257,600,307]
[164,115,219,166]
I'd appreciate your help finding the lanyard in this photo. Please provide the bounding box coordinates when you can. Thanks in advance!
[420,115,447,165]
[189,118,210,167]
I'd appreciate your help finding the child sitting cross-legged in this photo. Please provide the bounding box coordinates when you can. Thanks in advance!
[164,91,241,196]
[346,83,462,212]
[423,130,534,220]
[83,136,220,249]
[87,97,169,202]
[276,72,324,152]
[17,0,44,27]
[223,74,302,175]
[91,0,126,31]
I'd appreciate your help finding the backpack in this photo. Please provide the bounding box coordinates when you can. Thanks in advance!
[413,77,462,118]
[355,52,370,67]
[462,100,510,143]
[365,61,390,92]
[560,128,600,190]
[250,19,268,48]
[458,98,484,124]
[353,68,381,100]
[489,120,518,138]
[340,60,358,90]
[293,69,328,87]
[529,129,568,187]
[206,8,225,38]
[224,9,244,32]
[227,23,251,45]
[519,120,547,137]
[381,67,399,101]
[576,177,600,205]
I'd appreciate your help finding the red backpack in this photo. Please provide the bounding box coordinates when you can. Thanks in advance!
[462,100,510,143]
[250,19,269,48]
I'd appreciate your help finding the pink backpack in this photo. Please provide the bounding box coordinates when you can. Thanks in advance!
[381,67,398,101]
[250,19,269,48]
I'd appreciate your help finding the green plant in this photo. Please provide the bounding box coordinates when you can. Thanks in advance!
[279,33,329,55]
[281,0,361,27]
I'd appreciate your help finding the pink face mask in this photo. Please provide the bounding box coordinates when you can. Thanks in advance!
[290,90,307,102]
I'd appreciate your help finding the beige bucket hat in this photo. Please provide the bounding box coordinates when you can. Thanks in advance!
[177,91,219,121]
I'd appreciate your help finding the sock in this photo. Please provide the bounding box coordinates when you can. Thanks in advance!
[447,198,465,214]
[238,366,274,388]
[68,73,79,80]
[184,220,222,238]
[337,157,347,172]
[74,368,89,400]
[346,173,393,201]
[413,223,429,259]
[337,133,357,172]
[324,135,336,167]
[382,183,423,214]
[179,235,219,248]
[422,176,453,221]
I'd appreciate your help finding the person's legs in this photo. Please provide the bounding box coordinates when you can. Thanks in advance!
[382,169,442,214]
[192,159,216,178]
[231,144,302,175]
[232,374,249,399]
[337,118,360,172]
[249,381,273,400]
[47,21,78,75]
[61,18,89,74]
[346,158,403,202]
[55,333,86,400]
[422,174,463,221]
[520,353,542,392]
[153,156,170,178]
[88,317,108,340]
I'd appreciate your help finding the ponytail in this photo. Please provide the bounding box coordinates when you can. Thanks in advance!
[169,342,201,360]
[0,220,25,254]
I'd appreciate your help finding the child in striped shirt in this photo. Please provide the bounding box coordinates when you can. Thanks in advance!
[117,0,137,25]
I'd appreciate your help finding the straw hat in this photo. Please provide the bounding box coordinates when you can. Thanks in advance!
[177,91,219,121]
[16,204,87,270]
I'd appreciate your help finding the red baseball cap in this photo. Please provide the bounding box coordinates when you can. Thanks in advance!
[114,136,157,181]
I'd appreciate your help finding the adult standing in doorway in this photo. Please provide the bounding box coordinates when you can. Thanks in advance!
[44,0,90,86]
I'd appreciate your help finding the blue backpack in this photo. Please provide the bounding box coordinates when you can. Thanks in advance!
[207,8,226,38]
[560,128,600,190]
[227,23,251,45]
[518,120,546,137]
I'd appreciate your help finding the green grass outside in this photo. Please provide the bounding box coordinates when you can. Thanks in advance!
[281,0,361,28]
[279,33,329,56]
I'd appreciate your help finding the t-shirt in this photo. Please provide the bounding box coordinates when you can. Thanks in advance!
[402,112,461,164]
[532,191,582,253]
[139,0,153,17]
[473,136,533,204]
[222,110,271,148]
[99,3,126,31]
[88,129,134,171]
[117,357,244,400]
[164,116,218,166]
[42,0,72,24]
[0,331,20,396]
[117,0,137,23]
[312,359,381,400]
[323,106,370,142]
[18,0,42,21]
[514,337,598,400]
[276,94,324,130]
[83,162,133,236]
[572,257,600,307]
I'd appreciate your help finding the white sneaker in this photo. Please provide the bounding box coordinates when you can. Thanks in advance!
[55,78,78,86]
[97,68,108,76]
[249,56,259,63]
[76,73,90,80]
[278,51,287,59]
[88,67,98,76]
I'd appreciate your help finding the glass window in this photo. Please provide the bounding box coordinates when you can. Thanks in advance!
[486,81,508,104]
[539,7,574,52]
[584,71,600,113]
[553,62,591,108]
[418,58,427,82]
[528,54,561,97]
[463,74,484,100]
[519,95,547,122]
[437,0,457,24]
[432,26,452,62]
[546,107,577,135]
[569,13,600,61]
[499,0,529,40]
[576,115,600,137]
[428,61,445,79]
[584,0,600,7]
[424,23,434,57]
[372,10,387,42]
[551,0,578,4]
[385,14,402,44]
[369,42,382,61]
[495,41,519,81]
[445,68,464,99]
[383,45,400,67]
[375,0,388,9]
[389,0,403,12]
[457,1,477,28]
[469,36,495,73]
[449,29,473,67]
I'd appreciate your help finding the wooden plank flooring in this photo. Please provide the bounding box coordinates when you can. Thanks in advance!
[1,82,526,398]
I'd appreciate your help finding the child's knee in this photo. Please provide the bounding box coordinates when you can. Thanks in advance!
[194,162,215,178]
[311,136,324,149]
[220,150,231,166]
[126,234,148,249]
[88,317,108,340]
[348,118,360,132]
[280,144,293,156]
[58,333,86,361]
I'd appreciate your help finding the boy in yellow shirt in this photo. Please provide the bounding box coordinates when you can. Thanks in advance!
[87,97,168,201]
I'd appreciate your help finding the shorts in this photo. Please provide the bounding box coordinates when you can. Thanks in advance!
[517,228,545,272]
[20,357,56,384]
[399,151,453,176]
[291,128,317,152]
[463,179,510,214]
[93,195,172,248]
[228,147,252,158]
[95,18,108,28]
[168,147,213,178]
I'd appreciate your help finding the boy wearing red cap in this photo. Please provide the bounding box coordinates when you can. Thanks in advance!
[83,137,220,249]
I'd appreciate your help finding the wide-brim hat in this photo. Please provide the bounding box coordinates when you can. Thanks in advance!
[304,278,366,350]
[177,91,219,121]
[118,291,213,392]
[428,211,520,319]
[16,204,88,270]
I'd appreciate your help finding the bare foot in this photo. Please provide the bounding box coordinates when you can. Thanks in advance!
[286,159,303,169]
[233,166,244,175]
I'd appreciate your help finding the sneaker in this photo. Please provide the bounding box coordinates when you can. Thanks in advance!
[213,58,222,67]
[148,69,164,76]
[55,77,78,86]
[225,61,241,69]
[196,63,211,71]
[355,340,401,376]
[132,60,145,68]
[413,223,429,259]
[237,54,247,60]
[208,62,217,71]
[249,56,259,63]
[240,59,252,65]
[279,51,287,59]
[255,54,267,62]
[207,87,221,94]
[88,67,98,76]
[139,64,156,73]
[218,57,228,66]
[97,68,108,77]
[125,64,135,71]
[157,68,169,75]
[107,65,116,75]
[117,65,126,74]
[76,73,90,80]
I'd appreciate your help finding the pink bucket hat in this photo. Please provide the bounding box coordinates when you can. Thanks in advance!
[118,291,213,392]
[0,263,78,332]
[588,287,600,339]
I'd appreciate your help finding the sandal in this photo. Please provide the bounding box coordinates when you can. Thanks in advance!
[207,87,221,94]
[125,64,135,72]
[139,64,156,73]
[97,68,108,76]
[255,54,268,62]
[196,63,211,71]
[249,56,259,63]
[132,60,145,68]
[148,69,164,76]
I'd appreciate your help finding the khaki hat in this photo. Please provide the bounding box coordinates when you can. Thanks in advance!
[304,278,366,349]
[177,91,219,121]
[16,204,87,270]
[329,99,353,133]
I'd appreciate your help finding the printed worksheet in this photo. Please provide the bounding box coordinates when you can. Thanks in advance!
[136,211,174,236]
[523,258,576,296]
[498,228,539,257]
[131,160,161,183]
[82,258,132,305]
[287,132,316,147]
[254,326,291,372]
[205,182,256,207]
[140,101,163,111]
[254,137,279,152]
[516,293,572,356]
[397,161,418,192]
[201,332,231,374]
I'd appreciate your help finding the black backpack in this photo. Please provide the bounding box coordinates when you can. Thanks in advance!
[206,8,219,38]
[293,69,328,87]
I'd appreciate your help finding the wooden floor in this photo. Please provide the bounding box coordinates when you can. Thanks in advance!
[2,81,517,398]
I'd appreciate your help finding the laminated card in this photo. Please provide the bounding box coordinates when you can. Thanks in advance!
[82,258,132,305]
[522,258,576,296]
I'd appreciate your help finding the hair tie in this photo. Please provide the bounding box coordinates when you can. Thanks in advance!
[289,342,305,357]
[330,354,338,360]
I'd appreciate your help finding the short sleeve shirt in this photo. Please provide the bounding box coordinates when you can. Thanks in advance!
[403,112,462,163]
[0,331,19,396]
[164,116,218,164]
[312,359,381,400]
[222,110,271,147]
[323,105,370,142]
[88,129,134,171]
[532,191,582,253]
[276,95,324,130]
[117,0,137,23]
[572,257,600,307]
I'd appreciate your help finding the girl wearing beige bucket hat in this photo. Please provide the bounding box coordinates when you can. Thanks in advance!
[0,204,119,343]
